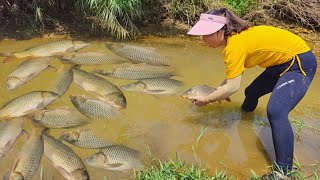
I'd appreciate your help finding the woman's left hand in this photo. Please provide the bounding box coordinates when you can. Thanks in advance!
[189,96,209,106]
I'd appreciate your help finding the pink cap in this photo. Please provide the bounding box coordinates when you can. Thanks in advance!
[187,14,227,35]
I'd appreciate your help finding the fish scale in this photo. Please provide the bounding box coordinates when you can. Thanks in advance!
[73,68,123,96]
[43,134,89,179]
[181,85,231,102]
[61,52,127,65]
[106,43,171,66]
[12,40,89,58]
[85,145,143,171]
[101,145,143,169]
[122,78,183,95]
[51,65,74,96]
[32,108,89,129]
[97,64,176,80]
[70,96,120,120]
[0,91,59,119]
[10,129,44,180]
[0,117,24,159]
[141,78,183,91]
[61,129,116,148]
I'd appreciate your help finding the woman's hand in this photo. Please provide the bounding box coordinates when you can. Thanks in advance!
[189,96,209,106]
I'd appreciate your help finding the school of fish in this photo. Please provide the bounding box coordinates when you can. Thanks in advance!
[0,39,228,179]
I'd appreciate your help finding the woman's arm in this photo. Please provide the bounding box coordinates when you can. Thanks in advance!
[190,75,242,106]
[205,75,242,103]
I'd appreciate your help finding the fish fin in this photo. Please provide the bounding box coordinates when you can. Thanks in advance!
[3,132,21,152]
[0,117,15,122]
[143,47,156,51]
[47,65,58,72]
[150,94,160,100]
[56,166,71,179]
[105,163,126,170]
[21,129,28,136]
[225,97,231,102]
[65,47,77,53]
[3,171,11,180]
[149,90,166,93]
[135,63,147,66]
[2,57,15,63]
[11,156,21,170]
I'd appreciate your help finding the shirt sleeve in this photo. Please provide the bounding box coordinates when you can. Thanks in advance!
[223,44,247,79]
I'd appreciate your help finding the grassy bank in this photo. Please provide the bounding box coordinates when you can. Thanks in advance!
[0,0,318,40]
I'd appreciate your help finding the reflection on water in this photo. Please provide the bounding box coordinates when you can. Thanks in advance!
[0,37,319,179]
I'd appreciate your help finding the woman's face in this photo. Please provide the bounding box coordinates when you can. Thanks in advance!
[202,29,226,48]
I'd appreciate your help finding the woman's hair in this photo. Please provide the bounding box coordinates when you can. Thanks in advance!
[206,8,251,38]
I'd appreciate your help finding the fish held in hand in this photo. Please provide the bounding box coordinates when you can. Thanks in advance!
[181,85,231,102]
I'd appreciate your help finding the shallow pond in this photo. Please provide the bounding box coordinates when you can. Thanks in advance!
[0,36,319,179]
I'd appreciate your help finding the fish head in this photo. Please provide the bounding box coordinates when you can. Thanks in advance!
[40,92,60,107]
[85,152,107,168]
[73,41,90,50]
[121,82,146,92]
[105,43,124,52]
[181,88,197,99]
[103,93,127,110]
[60,130,80,143]
[6,77,22,91]
[9,172,24,180]
[70,170,89,180]
[70,95,87,106]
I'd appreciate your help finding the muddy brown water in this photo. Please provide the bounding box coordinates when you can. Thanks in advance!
[0,37,319,179]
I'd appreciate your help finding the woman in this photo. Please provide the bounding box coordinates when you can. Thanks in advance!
[187,7,317,178]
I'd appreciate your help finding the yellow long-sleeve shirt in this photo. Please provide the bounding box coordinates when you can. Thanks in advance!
[223,25,310,79]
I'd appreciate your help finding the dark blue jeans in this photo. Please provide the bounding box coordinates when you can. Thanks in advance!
[242,50,317,174]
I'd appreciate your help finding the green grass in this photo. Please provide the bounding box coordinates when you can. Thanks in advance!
[135,157,320,179]
[134,158,234,180]
[222,0,258,16]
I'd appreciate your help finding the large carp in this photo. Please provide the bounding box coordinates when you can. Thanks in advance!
[1,40,90,58]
